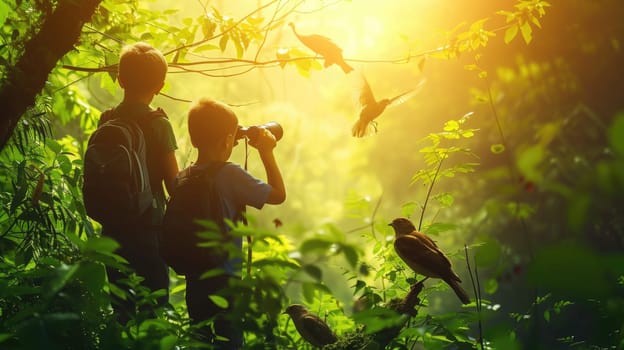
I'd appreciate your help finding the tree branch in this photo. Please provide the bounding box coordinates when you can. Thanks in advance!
[162,0,280,57]
[0,0,102,152]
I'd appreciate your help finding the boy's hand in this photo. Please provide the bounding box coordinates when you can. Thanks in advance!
[249,128,276,153]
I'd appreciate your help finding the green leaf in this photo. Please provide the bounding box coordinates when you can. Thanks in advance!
[171,283,186,295]
[461,129,475,138]
[202,16,217,39]
[0,283,39,298]
[485,278,499,294]
[42,312,80,322]
[208,295,229,309]
[74,261,106,293]
[444,120,460,131]
[300,238,332,253]
[276,48,290,68]
[433,192,454,207]
[57,154,72,174]
[520,22,533,44]
[517,145,545,181]
[302,282,316,303]
[235,37,244,58]
[44,263,79,299]
[303,264,322,281]
[0,1,10,27]
[140,32,154,41]
[194,44,220,52]
[401,201,418,217]
[253,258,300,270]
[199,268,226,280]
[352,308,406,334]
[0,333,12,344]
[83,236,119,255]
[608,112,624,156]
[160,335,177,350]
[424,222,458,235]
[219,34,229,51]
[341,244,359,268]
[504,25,519,44]
[490,143,506,154]
[490,330,521,350]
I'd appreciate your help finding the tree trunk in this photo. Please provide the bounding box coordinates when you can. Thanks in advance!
[0,0,102,152]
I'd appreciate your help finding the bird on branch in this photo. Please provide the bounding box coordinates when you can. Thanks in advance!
[284,304,338,347]
[352,73,425,137]
[288,22,353,74]
[389,217,470,305]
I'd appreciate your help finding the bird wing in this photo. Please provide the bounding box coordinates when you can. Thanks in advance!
[394,234,453,279]
[300,314,337,346]
[353,72,376,108]
[411,230,439,250]
[386,78,426,108]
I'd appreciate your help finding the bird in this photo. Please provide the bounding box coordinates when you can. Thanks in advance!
[284,304,338,347]
[388,217,470,305]
[288,22,353,74]
[352,74,425,137]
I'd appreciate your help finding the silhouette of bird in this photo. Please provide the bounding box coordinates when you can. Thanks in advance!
[288,22,353,74]
[352,74,425,137]
[284,304,338,347]
[389,217,470,305]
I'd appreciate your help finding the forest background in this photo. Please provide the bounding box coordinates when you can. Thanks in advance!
[0,0,623,349]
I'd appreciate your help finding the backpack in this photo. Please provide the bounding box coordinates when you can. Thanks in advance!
[82,108,162,225]
[161,162,228,275]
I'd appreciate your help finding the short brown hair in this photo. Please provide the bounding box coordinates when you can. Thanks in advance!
[188,98,238,149]
[118,42,167,94]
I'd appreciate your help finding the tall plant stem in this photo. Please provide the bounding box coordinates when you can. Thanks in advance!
[418,155,445,231]
[465,245,485,350]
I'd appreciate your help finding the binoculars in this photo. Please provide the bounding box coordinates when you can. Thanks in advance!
[235,121,283,142]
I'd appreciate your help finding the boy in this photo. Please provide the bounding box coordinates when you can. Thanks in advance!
[99,42,178,322]
[182,98,286,348]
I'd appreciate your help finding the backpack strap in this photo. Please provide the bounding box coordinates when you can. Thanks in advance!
[174,162,228,191]
[98,108,116,126]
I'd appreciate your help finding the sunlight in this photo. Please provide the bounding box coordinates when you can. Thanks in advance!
[4,0,623,348]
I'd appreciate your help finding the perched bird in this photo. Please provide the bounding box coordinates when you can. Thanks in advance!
[284,304,338,347]
[352,74,425,137]
[389,217,470,305]
[288,22,353,73]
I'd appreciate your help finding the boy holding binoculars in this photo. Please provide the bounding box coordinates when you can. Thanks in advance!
[178,97,286,348]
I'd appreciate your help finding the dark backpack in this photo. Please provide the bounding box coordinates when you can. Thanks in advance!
[82,108,161,225]
[161,162,228,275]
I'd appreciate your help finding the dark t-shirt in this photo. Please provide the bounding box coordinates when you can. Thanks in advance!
[99,102,178,227]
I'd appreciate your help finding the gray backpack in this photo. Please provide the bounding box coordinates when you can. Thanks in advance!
[82,108,163,225]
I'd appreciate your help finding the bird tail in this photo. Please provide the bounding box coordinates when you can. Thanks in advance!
[339,60,354,74]
[352,118,368,137]
[447,279,470,305]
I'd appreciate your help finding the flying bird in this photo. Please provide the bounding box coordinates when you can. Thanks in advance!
[288,22,353,74]
[389,217,470,305]
[351,74,425,137]
[284,304,338,347]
